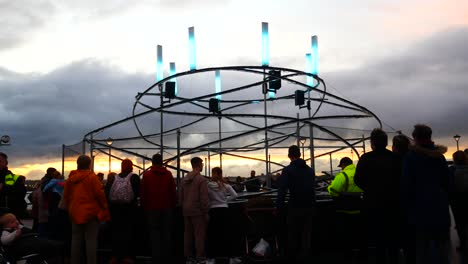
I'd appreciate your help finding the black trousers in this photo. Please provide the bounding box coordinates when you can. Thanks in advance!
[110,204,137,259]
[146,209,175,261]
[207,207,232,258]
[286,207,314,262]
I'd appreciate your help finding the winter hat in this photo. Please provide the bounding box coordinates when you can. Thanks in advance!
[121,159,133,172]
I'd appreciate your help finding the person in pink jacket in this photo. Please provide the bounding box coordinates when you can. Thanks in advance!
[180,157,210,263]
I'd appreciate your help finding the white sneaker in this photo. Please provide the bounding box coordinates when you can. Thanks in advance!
[206,258,216,264]
[186,257,196,264]
[229,257,242,264]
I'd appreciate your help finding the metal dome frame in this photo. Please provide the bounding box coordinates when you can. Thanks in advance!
[79,64,382,186]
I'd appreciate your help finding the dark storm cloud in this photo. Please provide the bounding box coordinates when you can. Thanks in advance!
[322,27,468,139]
[0,59,152,165]
[2,26,467,169]
[0,0,55,50]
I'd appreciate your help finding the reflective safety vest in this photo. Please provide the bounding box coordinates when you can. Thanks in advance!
[4,173,19,186]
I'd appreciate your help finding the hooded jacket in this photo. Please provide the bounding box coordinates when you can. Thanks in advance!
[64,170,110,224]
[207,181,238,208]
[276,158,316,209]
[354,148,400,209]
[141,165,176,210]
[401,143,450,232]
[179,170,209,216]
[328,164,362,196]
[0,168,20,208]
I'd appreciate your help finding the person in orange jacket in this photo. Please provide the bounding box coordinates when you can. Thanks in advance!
[63,155,110,264]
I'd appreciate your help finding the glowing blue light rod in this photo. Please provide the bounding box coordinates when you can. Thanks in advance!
[188,27,197,70]
[306,53,314,86]
[305,53,313,87]
[262,22,275,98]
[262,22,270,67]
[169,62,177,96]
[156,45,163,82]
[215,70,222,100]
[311,35,318,75]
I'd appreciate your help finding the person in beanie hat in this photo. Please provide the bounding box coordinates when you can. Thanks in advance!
[108,159,141,264]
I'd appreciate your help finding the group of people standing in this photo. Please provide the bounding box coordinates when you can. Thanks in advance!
[0,122,466,264]
[62,153,239,264]
[323,124,465,264]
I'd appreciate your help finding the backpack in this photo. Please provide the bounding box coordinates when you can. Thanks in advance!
[109,173,134,203]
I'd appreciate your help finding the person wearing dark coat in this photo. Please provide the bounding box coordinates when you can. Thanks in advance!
[401,124,450,264]
[245,170,261,192]
[276,145,315,264]
[354,128,400,264]
[108,159,141,264]
[448,151,468,250]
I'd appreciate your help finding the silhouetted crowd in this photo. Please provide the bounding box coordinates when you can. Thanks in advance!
[0,123,466,264]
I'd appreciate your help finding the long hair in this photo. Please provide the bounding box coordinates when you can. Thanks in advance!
[211,167,226,189]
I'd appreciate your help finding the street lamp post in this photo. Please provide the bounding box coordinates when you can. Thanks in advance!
[454,134,461,151]
[0,135,10,146]
[299,138,306,159]
[106,137,113,174]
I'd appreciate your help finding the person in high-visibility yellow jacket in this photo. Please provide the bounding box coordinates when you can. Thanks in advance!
[328,158,366,252]
[328,157,363,197]
[0,152,26,216]
[4,173,19,186]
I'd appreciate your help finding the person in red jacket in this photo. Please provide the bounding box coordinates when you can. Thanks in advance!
[141,153,177,262]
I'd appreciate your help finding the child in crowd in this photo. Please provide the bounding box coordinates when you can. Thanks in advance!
[207,167,239,264]
[0,213,58,261]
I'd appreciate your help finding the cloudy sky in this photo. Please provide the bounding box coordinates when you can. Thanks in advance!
[1,0,467,179]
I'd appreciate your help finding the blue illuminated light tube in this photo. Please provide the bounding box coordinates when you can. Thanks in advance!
[215,70,222,100]
[156,45,163,82]
[169,62,177,96]
[189,27,197,70]
[305,53,313,87]
[311,35,318,75]
[262,22,269,67]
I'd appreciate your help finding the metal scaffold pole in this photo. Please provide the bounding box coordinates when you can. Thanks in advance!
[308,92,315,171]
[263,70,271,188]
[219,116,222,169]
[62,144,65,177]
[160,84,164,158]
[90,133,94,172]
[177,128,181,190]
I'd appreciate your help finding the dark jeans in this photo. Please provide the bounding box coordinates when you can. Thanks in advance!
[146,209,175,261]
[334,212,365,251]
[207,207,231,258]
[286,207,314,262]
[110,204,137,260]
[450,193,468,247]
[366,207,401,264]
[404,228,449,264]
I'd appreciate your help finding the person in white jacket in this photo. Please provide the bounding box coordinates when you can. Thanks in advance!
[206,167,238,263]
